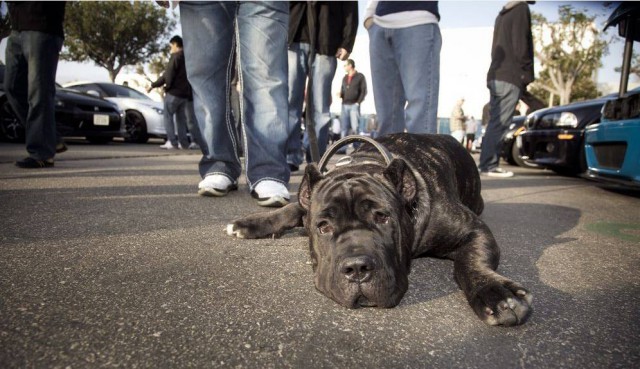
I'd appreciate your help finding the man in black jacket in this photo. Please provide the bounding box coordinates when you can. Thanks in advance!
[5,1,66,168]
[148,35,204,151]
[286,1,358,169]
[339,58,367,139]
[479,1,535,178]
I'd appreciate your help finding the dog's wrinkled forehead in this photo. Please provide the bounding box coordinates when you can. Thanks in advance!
[312,171,391,208]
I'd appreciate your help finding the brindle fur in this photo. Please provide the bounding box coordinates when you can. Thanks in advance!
[227,133,532,326]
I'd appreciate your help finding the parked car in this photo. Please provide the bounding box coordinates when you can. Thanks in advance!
[584,3,640,190]
[518,88,640,176]
[500,115,539,168]
[0,67,125,144]
[65,82,165,143]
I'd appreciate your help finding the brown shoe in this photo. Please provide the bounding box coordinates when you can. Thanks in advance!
[56,142,68,153]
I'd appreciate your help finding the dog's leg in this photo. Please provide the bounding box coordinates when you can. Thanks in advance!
[226,203,305,239]
[447,218,532,326]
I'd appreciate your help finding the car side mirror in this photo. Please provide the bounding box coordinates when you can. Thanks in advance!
[86,90,101,98]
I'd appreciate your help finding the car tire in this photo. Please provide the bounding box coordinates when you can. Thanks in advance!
[124,110,149,144]
[511,141,540,169]
[0,98,25,143]
[87,136,112,144]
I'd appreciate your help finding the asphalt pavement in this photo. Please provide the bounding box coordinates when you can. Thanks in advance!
[1,139,638,368]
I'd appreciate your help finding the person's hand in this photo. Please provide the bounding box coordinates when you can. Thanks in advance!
[364,17,374,30]
[335,48,350,61]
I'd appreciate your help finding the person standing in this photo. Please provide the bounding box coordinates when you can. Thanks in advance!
[365,1,442,135]
[339,59,367,139]
[286,1,358,170]
[465,116,478,152]
[148,35,205,151]
[478,1,536,178]
[5,1,66,168]
[450,98,467,144]
[178,1,291,207]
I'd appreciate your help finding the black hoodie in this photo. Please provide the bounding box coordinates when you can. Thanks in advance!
[486,2,534,90]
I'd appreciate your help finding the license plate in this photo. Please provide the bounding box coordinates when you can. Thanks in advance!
[93,114,110,126]
[516,135,522,148]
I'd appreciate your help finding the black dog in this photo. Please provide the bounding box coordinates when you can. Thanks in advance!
[227,133,532,326]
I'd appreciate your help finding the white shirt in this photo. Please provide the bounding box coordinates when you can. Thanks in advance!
[364,0,439,29]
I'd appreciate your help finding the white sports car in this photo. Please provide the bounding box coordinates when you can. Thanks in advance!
[65,82,165,143]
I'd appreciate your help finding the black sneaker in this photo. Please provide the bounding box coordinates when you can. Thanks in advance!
[480,167,514,178]
[15,157,54,169]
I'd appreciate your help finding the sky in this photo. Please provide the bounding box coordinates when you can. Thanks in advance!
[0,1,628,118]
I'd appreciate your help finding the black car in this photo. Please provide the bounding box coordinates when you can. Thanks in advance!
[500,115,539,168]
[518,88,640,175]
[0,67,125,144]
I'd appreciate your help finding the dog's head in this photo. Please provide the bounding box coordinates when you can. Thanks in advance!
[299,159,418,308]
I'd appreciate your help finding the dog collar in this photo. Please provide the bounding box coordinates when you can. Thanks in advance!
[318,135,394,173]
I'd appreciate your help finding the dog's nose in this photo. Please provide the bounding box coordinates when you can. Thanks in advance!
[340,256,375,283]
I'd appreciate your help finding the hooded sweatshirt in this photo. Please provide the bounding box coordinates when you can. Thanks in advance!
[486,1,534,90]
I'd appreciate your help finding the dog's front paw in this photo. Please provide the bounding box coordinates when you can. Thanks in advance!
[225,216,281,239]
[226,223,247,239]
[471,280,532,326]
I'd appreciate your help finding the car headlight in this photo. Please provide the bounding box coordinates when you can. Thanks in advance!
[557,112,578,127]
[152,107,164,115]
[540,112,578,128]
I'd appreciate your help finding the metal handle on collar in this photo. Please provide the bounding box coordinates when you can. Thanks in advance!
[317,135,394,173]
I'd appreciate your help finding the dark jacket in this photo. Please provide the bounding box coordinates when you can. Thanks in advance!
[375,1,440,21]
[7,1,66,39]
[288,1,358,56]
[340,72,367,105]
[151,50,192,99]
[486,2,534,90]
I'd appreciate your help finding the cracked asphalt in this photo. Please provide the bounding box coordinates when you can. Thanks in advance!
[1,139,638,368]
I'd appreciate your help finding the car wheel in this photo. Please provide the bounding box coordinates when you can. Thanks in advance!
[511,141,540,169]
[124,110,149,143]
[0,98,25,143]
[87,136,112,144]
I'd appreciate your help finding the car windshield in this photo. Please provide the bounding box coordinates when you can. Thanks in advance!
[99,84,152,100]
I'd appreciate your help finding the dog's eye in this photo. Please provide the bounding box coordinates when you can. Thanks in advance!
[374,212,390,225]
[317,222,334,235]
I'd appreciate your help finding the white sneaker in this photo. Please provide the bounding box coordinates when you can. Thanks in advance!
[251,180,290,207]
[198,174,238,197]
[188,142,200,150]
[160,141,177,150]
[480,167,514,178]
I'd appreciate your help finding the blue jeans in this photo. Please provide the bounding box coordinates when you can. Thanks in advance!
[4,30,63,161]
[180,1,290,189]
[478,80,522,172]
[369,23,441,135]
[286,42,336,166]
[163,93,190,148]
[185,100,207,154]
[340,104,360,137]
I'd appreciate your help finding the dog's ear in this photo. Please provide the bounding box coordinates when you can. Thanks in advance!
[383,159,417,203]
[299,163,323,211]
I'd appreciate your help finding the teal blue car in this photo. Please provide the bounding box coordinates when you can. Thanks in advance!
[585,102,640,189]
[584,3,640,190]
